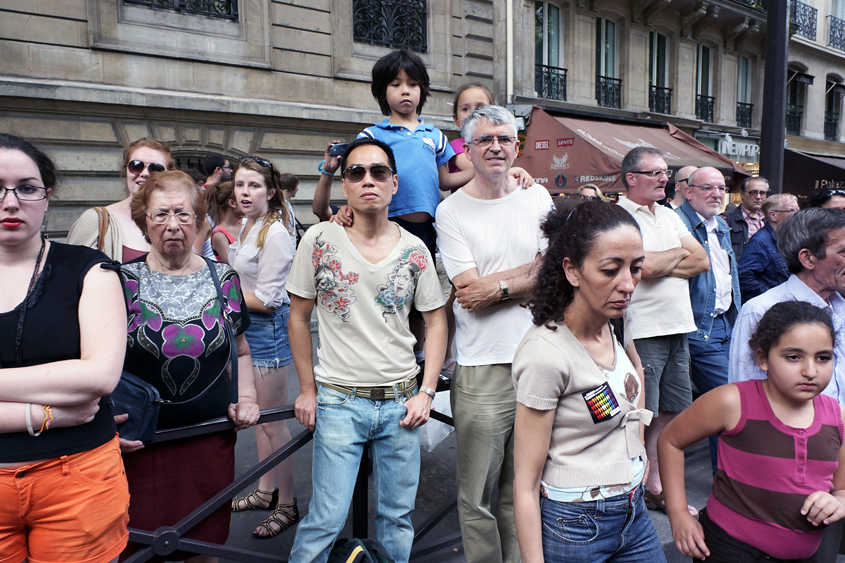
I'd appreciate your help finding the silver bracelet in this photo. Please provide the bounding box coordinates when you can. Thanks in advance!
[25,403,42,437]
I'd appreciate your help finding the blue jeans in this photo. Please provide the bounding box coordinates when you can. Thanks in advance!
[688,313,731,474]
[541,486,666,563]
[288,384,420,563]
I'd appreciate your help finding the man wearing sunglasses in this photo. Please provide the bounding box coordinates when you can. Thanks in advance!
[286,137,447,563]
[721,176,769,261]
[617,146,710,515]
[435,105,552,563]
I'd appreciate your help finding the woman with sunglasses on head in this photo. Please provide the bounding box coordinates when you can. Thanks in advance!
[809,187,845,210]
[0,134,130,563]
[68,138,173,261]
[228,155,299,538]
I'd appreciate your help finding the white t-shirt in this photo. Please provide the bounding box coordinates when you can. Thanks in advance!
[698,213,733,315]
[435,183,552,366]
[286,221,445,387]
[228,215,295,309]
[617,196,696,339]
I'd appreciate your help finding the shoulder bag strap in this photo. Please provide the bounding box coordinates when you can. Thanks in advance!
[93,207,109,252]
[203,257,238,404]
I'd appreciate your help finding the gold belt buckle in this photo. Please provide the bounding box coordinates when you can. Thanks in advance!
[371,388,386,401]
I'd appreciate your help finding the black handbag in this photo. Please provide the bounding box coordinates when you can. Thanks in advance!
[111,257,239,442]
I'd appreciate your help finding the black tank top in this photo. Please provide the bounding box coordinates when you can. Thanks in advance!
[0,243,117,462]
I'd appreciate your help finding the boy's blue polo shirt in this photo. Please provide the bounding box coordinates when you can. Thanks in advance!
[359,119,455,218]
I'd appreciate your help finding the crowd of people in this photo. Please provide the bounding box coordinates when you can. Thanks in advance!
[5,46,845,563]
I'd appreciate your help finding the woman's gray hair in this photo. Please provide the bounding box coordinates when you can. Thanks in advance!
[777,208,845,274]
[461,105,518,143]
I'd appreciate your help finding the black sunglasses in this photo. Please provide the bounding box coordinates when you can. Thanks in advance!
[823,189,845,198]
[239,156,274,171]
[342,164,395,183]
[127,160,166,175]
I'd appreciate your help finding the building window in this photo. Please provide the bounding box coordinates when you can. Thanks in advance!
[595,17,621,109]
[830,0,845,51]
[736,56,753,128]
[535,1,566,101]
[122,0,238,21]
[353,0,427,53]
[786,68,811,136]
[825,80,844,141]
[696,45,715,122]
[649,32,671,114]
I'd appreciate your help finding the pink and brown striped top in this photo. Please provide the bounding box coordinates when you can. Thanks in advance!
[707,379,843,559]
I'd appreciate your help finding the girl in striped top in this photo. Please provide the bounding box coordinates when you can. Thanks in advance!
[658,301,845,561]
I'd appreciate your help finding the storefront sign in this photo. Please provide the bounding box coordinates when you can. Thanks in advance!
[718,134,759,162]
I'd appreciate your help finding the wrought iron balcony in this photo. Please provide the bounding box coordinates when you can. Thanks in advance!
[535,64,568,102]
[826,112,840,141]
[786,104,803,136]
[736,102,753,128]
[596,76,622,109]
[353,0,427,53]
[790,0,817,41]
[696,95,716,123]
[830,15,845,51]
[649,85,672,115]
[730,0,768,12]
[122,0,237,20]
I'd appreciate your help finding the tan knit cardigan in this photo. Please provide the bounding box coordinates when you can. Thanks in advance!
[66,207,122,261]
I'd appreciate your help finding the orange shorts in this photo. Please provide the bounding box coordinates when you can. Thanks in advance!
[0,435,130,563]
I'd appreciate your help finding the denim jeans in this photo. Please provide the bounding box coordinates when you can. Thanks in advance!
[688,314,731,474]
[288,384,420,563]
[541,486,665,563]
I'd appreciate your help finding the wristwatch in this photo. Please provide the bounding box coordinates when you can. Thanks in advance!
[498,280,510,301]
[419,386,436,399]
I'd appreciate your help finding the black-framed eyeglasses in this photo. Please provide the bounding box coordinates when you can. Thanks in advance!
[127,160,166,175]
[342,164,395,183]
[631,169,669,178]
[0,185,48,201]
[676,177,690,184]
[146,211,197,225]
[468,135,516,148]
[689,184,728,194]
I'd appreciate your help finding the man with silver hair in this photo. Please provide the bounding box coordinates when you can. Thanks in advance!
[436,105,552,563]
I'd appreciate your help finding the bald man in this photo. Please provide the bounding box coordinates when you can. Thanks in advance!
[669,165,698,209]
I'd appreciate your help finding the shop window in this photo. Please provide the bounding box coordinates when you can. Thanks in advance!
[596,17,621,109]
[352,0,427,53]
[649,32,671,114]
[535,1,566,101]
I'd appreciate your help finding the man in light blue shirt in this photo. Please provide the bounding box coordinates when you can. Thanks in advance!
[729,208,845,406]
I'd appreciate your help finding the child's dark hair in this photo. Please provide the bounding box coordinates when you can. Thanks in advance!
[749,301,835,356]
[371,50,430,116]
[528,200,641,329]
[452,83,495,116]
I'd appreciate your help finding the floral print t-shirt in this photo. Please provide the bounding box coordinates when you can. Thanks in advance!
[121,259,250,422]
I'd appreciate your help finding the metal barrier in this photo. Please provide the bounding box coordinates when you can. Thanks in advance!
[123,402,459,562]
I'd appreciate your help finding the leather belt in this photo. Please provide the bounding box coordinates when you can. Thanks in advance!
[319,379,417,401]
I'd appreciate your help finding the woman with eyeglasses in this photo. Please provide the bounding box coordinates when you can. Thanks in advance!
[227,155,300,539]
[0,134,130,563]
[68,138,173,261]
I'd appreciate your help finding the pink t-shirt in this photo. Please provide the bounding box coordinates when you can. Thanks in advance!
[447,137,466,175]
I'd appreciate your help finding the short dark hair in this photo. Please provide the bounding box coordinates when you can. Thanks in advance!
[278,173,299,192]
[202,152,228,177]
[749,301,834,357]
[620,147,664,189]
[0,133,58,189]
[340,138,397,176]
[371,50,430,116]
[777,208,845,274]
[809,186,845,208]
[742,176,770,193]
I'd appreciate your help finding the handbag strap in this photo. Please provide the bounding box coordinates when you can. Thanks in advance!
[94,207,109,252]
[202,257,239,404]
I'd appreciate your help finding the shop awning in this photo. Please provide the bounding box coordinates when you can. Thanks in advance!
[783,149,845,197]
[514,106,750,195]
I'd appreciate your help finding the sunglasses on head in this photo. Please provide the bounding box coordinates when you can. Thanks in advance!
[342,164,395,183]
[824,189,845,198]
[239,156,274,170]
[127,160,166,175]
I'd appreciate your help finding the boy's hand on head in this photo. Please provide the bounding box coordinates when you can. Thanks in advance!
[668,512,709,560]
[329,205,354,227]
[510,167,534,189]
[802,491,845,525]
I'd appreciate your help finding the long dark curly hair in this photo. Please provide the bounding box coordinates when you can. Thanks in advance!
[528,198,641,329]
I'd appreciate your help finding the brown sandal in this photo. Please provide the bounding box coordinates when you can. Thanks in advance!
[231,487,278,512]
[253,498,300,539]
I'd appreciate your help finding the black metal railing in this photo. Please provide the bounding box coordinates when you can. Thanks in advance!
[596,76,622,109]
[649,85,672,115]
[535,64,568,101]
[786,103,804,135]
[696,94,716,122]
[736,102,754,128]
[791,0,817,41]
[826,112,840,141]
[353,0,427,53]
[122,0,237,21]
[124,401,459,562]
[830,15,845,51]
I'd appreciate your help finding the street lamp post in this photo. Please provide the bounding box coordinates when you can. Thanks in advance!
[759,0,790,194]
